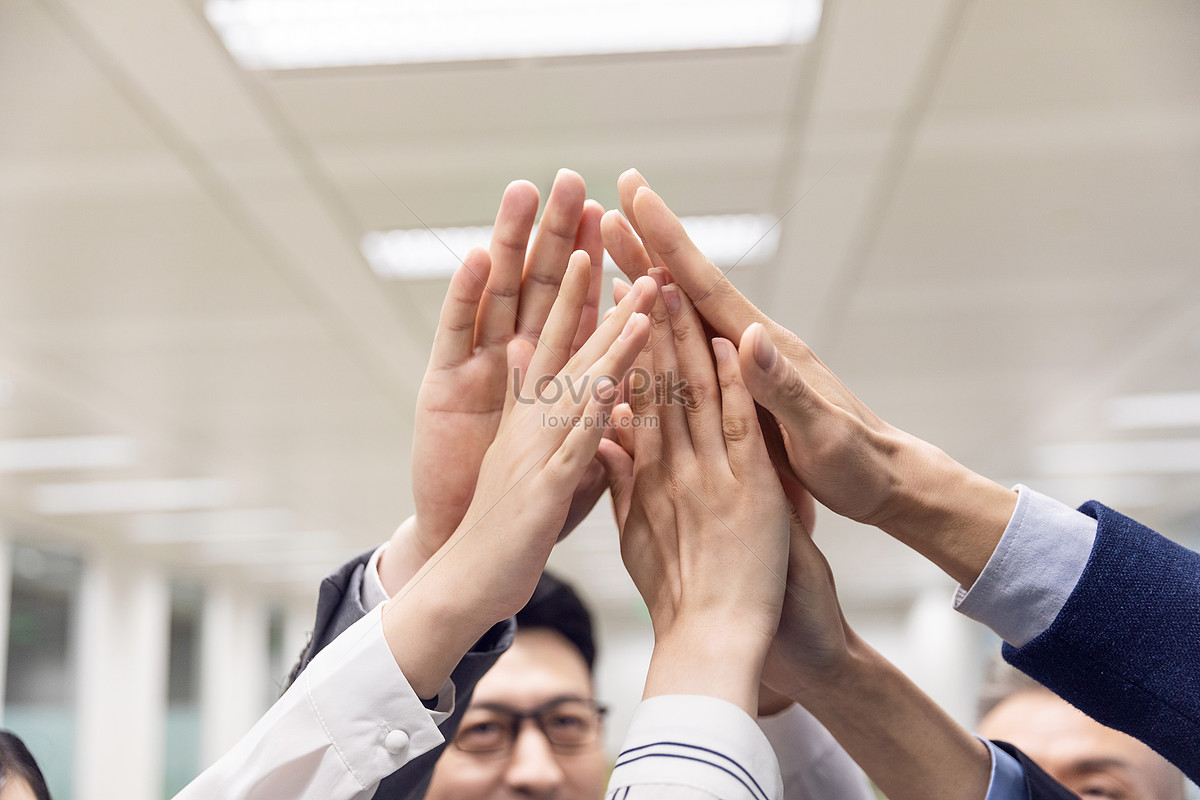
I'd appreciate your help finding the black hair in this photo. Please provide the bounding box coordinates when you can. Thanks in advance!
[0,730,52,800]
[284,567,599,694]
[515,570,597,673]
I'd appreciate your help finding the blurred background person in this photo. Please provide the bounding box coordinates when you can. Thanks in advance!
[977,663,1188,800]
[0,731,52,800]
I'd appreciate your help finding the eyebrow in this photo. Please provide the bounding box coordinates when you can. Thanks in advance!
[1071,757,1134,774]
[469,695,593,714]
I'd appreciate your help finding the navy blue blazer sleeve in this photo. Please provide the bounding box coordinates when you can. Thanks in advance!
[1002,502,1200,783]
[292,548,515,800]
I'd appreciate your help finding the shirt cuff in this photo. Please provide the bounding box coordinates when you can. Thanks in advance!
[362,543,390,609]
[758,703,874,799]
[980,738,1029,800]
[609,695,784,800]
[954,484,1097,647]
[303,602,451,787]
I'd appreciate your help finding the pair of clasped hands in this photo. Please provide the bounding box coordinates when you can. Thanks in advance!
[381,167,909,724]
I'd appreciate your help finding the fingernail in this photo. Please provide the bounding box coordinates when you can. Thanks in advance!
[616,213,635,234]
[712,338,732,364]
[626,276,654,302]
[648,268,668,289]
[661,284,681,315]
[752,326,777,370]
[619,313,643,341]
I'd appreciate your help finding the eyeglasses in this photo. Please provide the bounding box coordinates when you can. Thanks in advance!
[452,697,607,758]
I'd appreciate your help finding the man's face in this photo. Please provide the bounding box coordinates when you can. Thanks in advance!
[424,629,608,800]
[978,690,1185,800]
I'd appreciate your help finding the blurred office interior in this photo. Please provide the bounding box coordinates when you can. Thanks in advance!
[1,0,1199,797]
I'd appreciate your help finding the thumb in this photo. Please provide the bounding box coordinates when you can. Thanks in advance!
[737,322,831,458]
[595,437,634,531]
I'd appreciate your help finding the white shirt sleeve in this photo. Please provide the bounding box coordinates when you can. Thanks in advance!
[362,542,390,608]
[953,484,1097,647]
[607,695,784,800]
[756,703,874,800]
[174,601,454,800]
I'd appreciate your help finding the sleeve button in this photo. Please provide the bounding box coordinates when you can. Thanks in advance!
[384,729,410,754]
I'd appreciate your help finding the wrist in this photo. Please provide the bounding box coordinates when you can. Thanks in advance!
[774,629,869,703]
[380,568,498,698]
[875,434,1017,587]
[644,622,772,716]
[378,515,439,596]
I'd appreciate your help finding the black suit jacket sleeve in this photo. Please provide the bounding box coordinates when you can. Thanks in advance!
[991,741,1078,800]
[291,548,515,800]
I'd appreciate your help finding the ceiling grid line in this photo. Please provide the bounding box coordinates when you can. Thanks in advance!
[811,0,978,355]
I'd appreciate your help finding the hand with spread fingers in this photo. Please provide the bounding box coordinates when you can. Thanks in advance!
[597,276,791,717]
[383,170,612,595]
[603,171,1017,589]
[603,175,999,800]
[384,257,656,698]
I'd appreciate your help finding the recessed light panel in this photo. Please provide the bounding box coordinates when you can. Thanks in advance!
[207,0,821,70]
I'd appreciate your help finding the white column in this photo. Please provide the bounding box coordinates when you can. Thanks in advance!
[902,585,980,727]
[0,534,12,721]
[74,553,171,800]
[199,584,269,766]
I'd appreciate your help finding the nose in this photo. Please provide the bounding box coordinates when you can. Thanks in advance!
[505,720,567,797]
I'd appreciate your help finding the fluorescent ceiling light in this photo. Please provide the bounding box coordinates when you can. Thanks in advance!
[33,478,236,515]
[363,214,780,280]
[207,0,821,70]
[128,508,298,543]
[1104,392,1200,430]
[1035,438,1200,476]
[0,435,139,474]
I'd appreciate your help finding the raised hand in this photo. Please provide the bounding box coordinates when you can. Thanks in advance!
[598,277,790,716]
[384,260,657,697]
[385,171,608,593]
[605,174,1016,587]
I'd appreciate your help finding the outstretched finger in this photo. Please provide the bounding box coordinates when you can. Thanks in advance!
[596,436,634,531]
[659,281,725,461]
[712,337,771,476]
[478,180,539,345]
[544,377,619,490]
[565,275,657,385]
[571,200,606,354]
[552,312,650,430]
[524,251,593,392]
[518,169,587,339]
[617,168,667,273]
[632,184,772,347]
[429,247,491,369]
[601,208,655,283]
[609,402,637,455]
